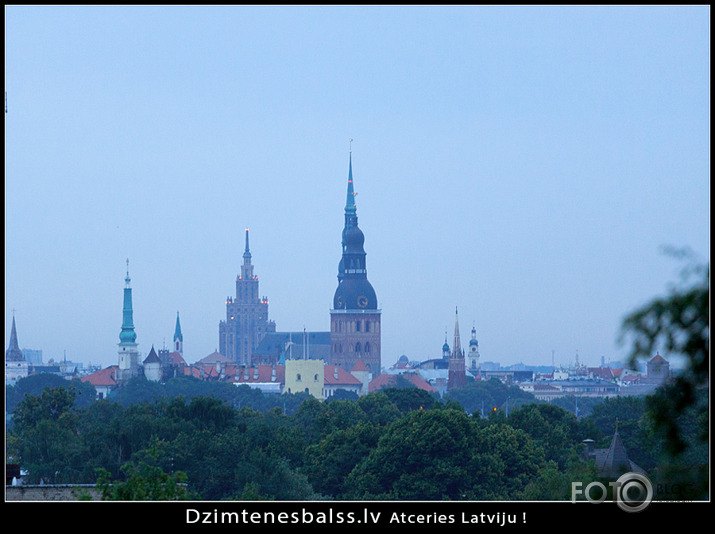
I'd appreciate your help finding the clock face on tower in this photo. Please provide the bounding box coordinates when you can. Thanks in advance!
[357,296,368,308]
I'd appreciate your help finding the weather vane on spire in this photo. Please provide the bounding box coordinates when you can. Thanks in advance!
[349,138,353,153]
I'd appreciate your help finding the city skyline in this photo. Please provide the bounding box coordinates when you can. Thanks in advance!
[4,6,710,371]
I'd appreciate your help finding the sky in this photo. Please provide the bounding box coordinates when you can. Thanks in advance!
[4,5,710,372]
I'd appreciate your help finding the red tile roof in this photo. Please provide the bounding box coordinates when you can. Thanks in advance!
[324,365,362,386]
[233,365,285,384]
[80,365,118,387]
[166,351,186,366]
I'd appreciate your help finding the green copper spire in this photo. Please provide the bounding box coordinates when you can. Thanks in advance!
[119,259,137,345]
[174,311,183,343]
[345,152,357,216]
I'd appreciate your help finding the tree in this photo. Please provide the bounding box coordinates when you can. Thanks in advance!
[96,445,197,500]
[445,379,535,416]
[507,404,577,469]
[301,422,383,499]
[618,249,708,498]
[345,408,546,500]
[11,386,78,433]
[381,387,439,413]
[5,374,95,415]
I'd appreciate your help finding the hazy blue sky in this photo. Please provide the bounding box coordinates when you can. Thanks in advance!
[5,6,710,371]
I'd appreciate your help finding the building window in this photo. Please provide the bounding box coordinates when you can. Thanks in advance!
[365,342,370,353]
[296,374,302,382]
[356,342,361,353]
[356,321,361,332]
[365,321,370,332]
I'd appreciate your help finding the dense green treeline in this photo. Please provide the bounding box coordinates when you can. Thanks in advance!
[6,373,707,501]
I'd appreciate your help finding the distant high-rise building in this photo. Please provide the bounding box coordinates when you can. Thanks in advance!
[448,307,466,390]
[329,153,381,374]
[219,229,276,365]
[117,260,139,383]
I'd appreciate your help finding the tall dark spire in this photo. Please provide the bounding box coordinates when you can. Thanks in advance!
[329,148,382,375]
[6,313,24,362]
[453,307,462,357]
[333,151,377,310]
[448,307,466,390]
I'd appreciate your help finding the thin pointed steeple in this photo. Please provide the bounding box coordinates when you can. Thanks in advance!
[448,306,466,390]
[345,152,357,217]
[6,313,24,361]
[174,311,183,355]
[240,228,255,280]
[243,228,252,262]
[119,259,137,345]
[453,307,462,357]
[174,311,183,342]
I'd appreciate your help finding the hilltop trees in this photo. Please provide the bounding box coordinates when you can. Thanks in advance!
[344,407,547,500]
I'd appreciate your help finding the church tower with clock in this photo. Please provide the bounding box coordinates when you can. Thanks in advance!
[329,152,381,374]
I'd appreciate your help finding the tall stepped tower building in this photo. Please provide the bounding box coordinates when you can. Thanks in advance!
[219,229,276,365]
[329,153,381,374]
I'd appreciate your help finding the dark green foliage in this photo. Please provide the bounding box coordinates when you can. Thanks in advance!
[444,378,535,416]
[618,252,709,498]
[6,374,96,419]
[96,445,198,501]
[8,267,709,504]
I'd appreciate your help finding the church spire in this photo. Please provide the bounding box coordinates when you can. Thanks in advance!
[6,312,24,361]
[174,311,183,355]
[345,152,357,217]
[448,307,466,390]
[118,259,139,382]
[119,259,137,345]
[453,307,462,357]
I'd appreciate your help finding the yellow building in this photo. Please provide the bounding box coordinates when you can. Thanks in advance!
[285,359,324,398]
